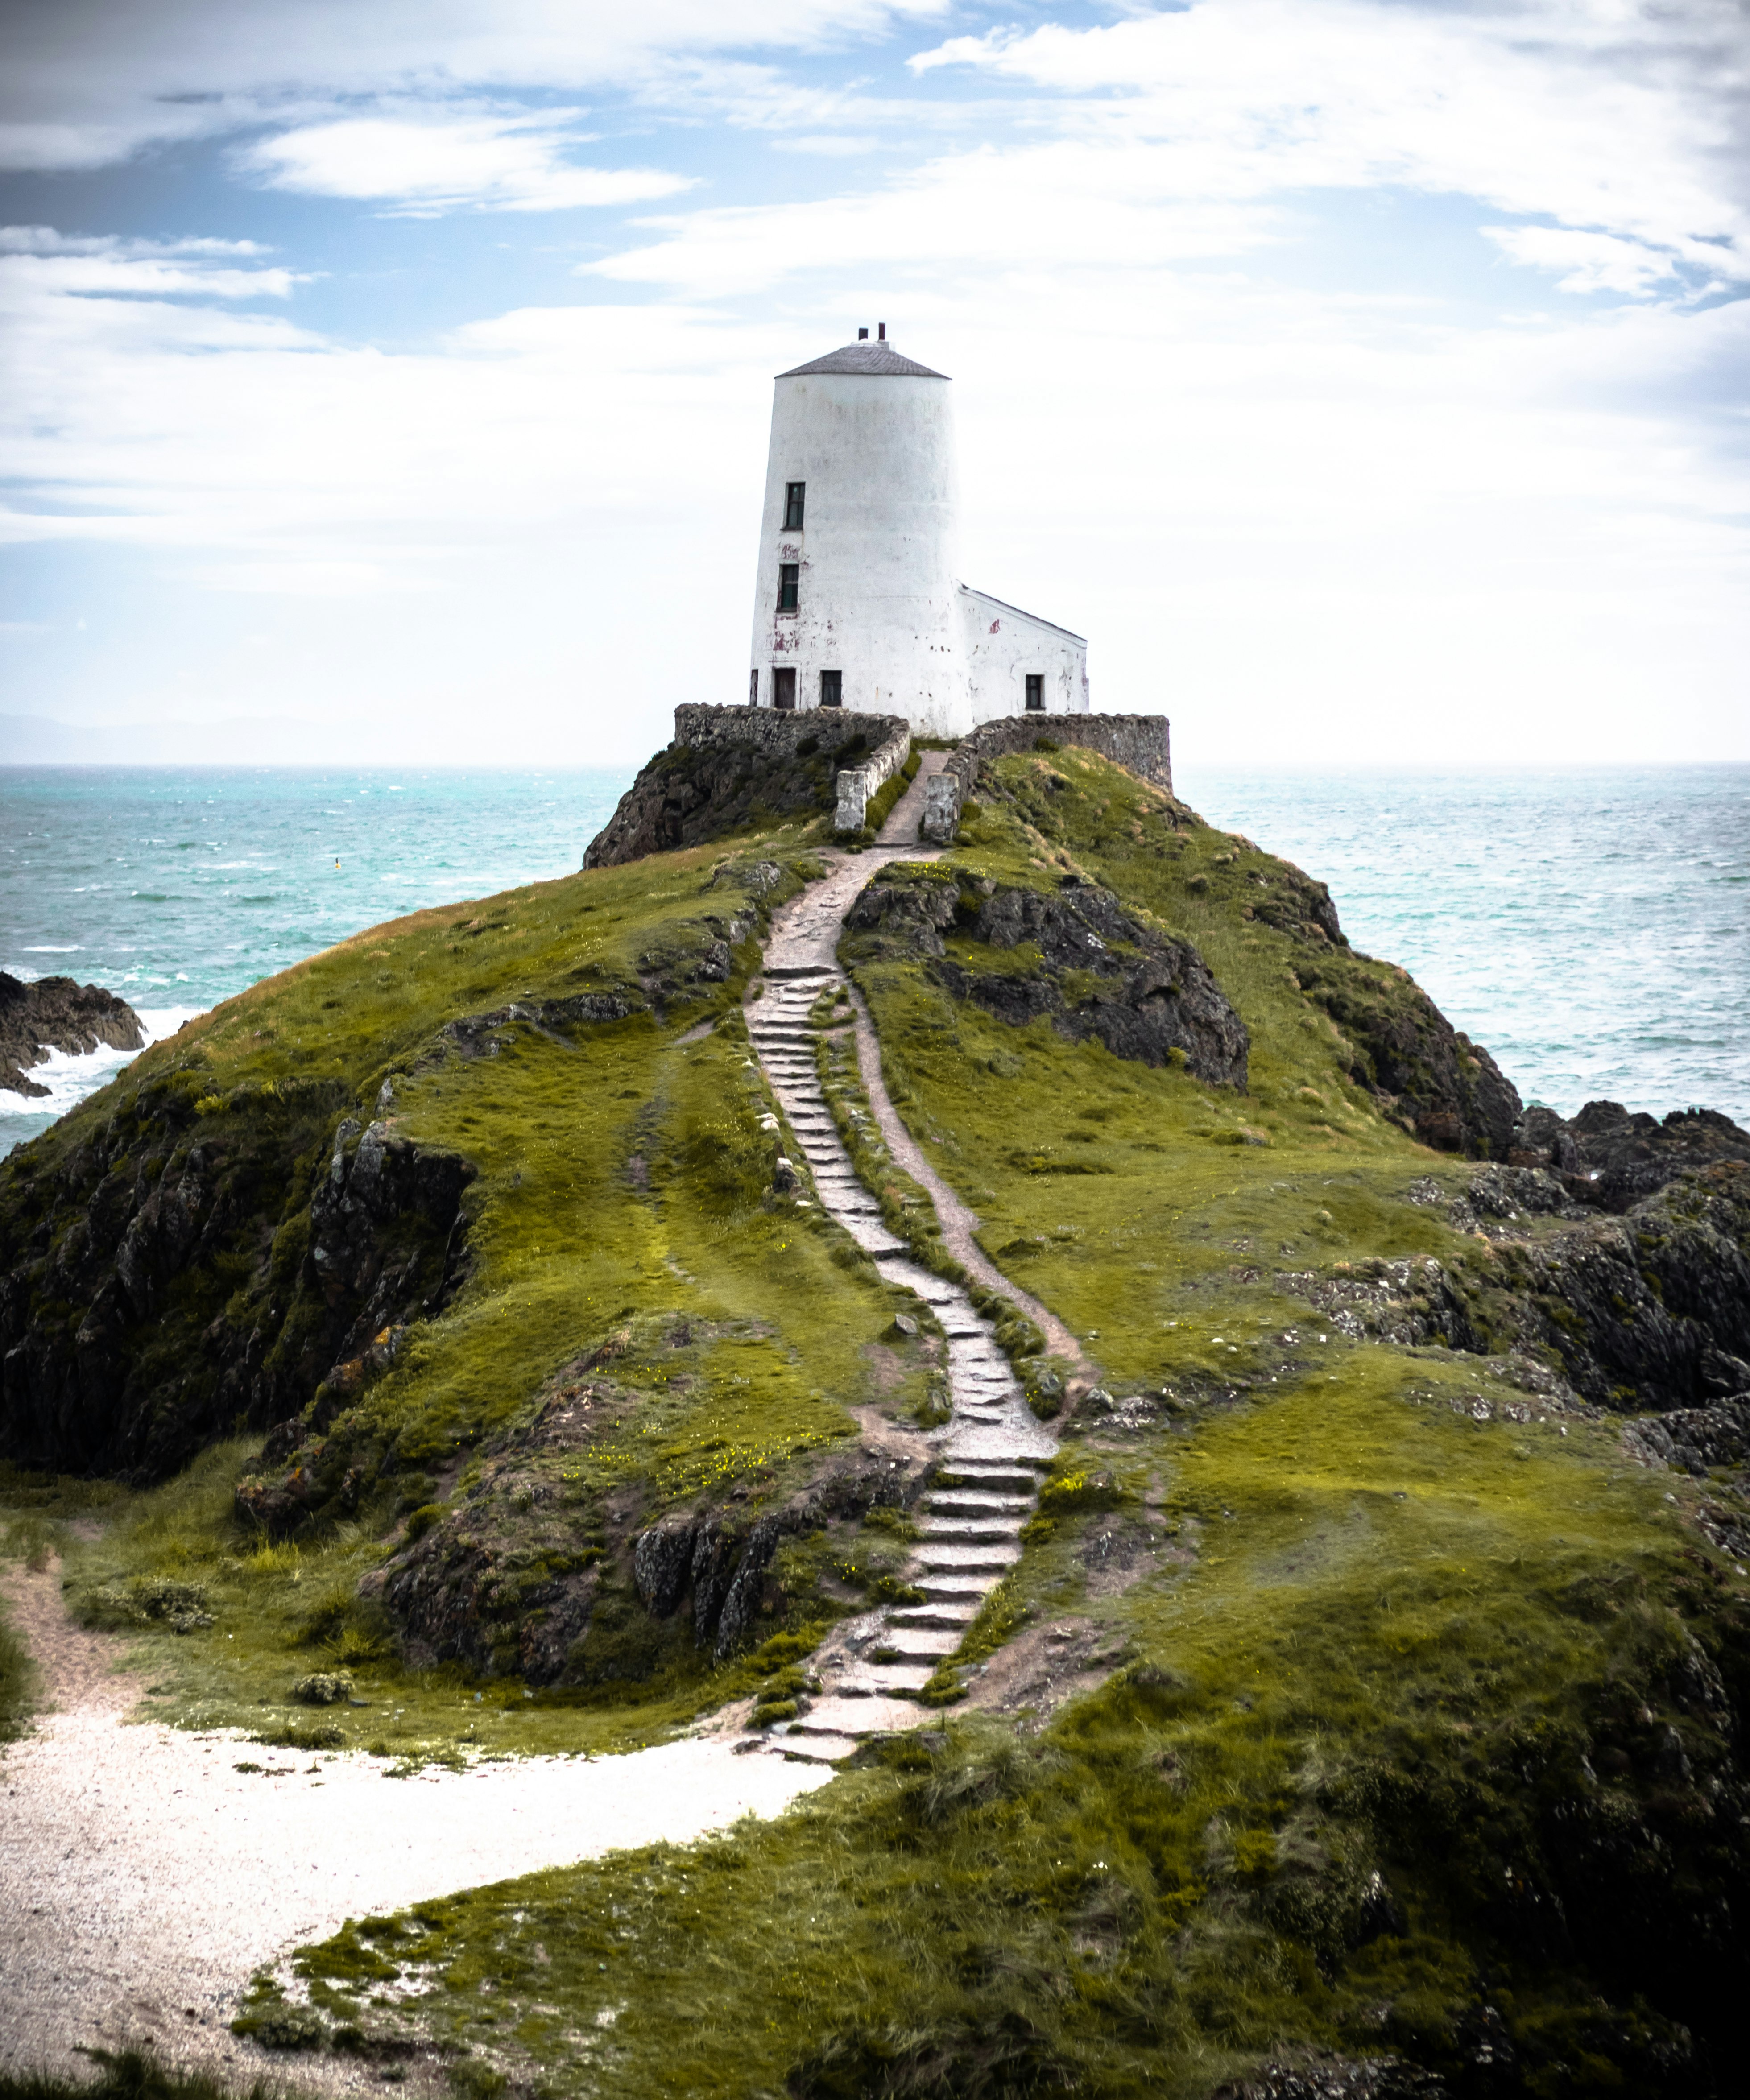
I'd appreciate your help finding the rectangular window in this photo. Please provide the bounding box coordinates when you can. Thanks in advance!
[773,667,797,710]
[819,669,842,709]
[777,562,799,613]
[1025,674,1044,712]
[749,667,759,706]
[783,482,806,531]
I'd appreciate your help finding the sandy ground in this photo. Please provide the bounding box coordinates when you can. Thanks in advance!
[0,1557,831,2090]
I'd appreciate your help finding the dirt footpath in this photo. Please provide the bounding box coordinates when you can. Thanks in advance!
[0,1558,831,2092]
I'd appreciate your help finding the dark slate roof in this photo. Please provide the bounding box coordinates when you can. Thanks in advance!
[777,341,949,379]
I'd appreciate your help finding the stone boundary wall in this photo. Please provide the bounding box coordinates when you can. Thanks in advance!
[921,713,1172,843]
[832,722,911,833]
[671,704,910,834]
[673,703,905,766]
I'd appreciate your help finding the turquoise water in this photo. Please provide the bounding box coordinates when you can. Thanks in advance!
[1,766,629,1155]
[1185,763,1750,1129]
[3,761,1746,1157]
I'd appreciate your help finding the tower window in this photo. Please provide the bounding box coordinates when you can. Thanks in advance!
[773,667,797,710]
[820,670,842,709]
[1025,674,1044,712]
[749,668,759,705]
[783,482,806,531]
[777,563,799,613]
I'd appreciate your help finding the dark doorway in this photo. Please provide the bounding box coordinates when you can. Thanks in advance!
[773,667,797,710]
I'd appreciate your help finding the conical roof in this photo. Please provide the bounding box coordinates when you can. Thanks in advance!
[777,340,949,379]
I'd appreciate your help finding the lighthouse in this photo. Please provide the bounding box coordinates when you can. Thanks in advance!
[747,327,1089,739]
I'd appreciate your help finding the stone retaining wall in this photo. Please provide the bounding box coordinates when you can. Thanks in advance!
[670,704,911,834]
[921,713,1172,843]
[673,703,907,765]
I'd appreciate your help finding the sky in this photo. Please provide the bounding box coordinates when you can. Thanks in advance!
[0,0,1746,771]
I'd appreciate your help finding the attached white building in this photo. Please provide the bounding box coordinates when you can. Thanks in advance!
[748,330,1089,738]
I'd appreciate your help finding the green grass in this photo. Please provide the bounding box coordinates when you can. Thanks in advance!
[0,1596,31,1744]
[0,2055,279,2100]
[241,751,1750,2096]
[262,1354,1744,2095]
[0,827,942,1745]
[8,748,1749,2095]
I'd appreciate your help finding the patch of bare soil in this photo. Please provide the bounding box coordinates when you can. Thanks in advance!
[957,1616,1133,1728]
[0,1550,140,1716]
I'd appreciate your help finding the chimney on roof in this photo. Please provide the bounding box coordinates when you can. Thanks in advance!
[877,322,886,341]
[858,327,868,339]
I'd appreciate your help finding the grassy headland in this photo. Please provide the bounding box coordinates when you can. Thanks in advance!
[3,741,1748,2096]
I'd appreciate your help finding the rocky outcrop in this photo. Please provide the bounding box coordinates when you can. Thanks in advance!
[1482,1162,1750,1411]
[1318,1161,1750,1417]
[844,868,1250,1087]
[584,706,906,868]
[368,1342,935,1682]
[1294,953,1522,1157]
[1624,1393,1750,1475]
[0,1067,475,1482]
[1509,1099,1750,1211]
[0,970,144,1096]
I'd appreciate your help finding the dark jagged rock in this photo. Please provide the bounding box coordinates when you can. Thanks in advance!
[1624,1393,1750,1474]
[844,870,1250,1087]
[1293,953,1521,1157]
[368,1347,934,1680]
[0,1076,474,1481]
[1510,1098,1750,1211]
[584,710,899,868]
[1324,1162,1750,1416]
[0,970,145,1097]
[1482,1163,1750,1412]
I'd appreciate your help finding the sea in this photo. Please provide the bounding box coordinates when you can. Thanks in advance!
[2,762,1746,1159]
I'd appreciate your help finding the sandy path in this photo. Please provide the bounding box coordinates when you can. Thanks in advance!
[0,1558,830,2088]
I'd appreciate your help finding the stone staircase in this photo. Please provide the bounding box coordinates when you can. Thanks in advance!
[742,870,1057,1759]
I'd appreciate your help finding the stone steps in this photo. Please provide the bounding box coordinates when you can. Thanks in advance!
[742,930,1056,1763]
[927,1492,1032,1517]
[915,1515,1024,1543]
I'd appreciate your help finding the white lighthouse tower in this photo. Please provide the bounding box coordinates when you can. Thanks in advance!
[748,327,1088,739]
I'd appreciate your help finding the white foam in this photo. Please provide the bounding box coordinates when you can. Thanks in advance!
[6,1007,203,1119]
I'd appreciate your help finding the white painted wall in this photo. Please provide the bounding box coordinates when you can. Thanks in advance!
[748,343,1090,737]
[749,362,968,735]
[960,586,1089,719]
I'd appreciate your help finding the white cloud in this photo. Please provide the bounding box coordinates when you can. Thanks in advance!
[910,0,1750,290]
[0,226,269,257]
[1482,226,1690,298]
[0,1,1746,764]
[243,109,695,215]
[0,0,948,170]
[0,226,303,303]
